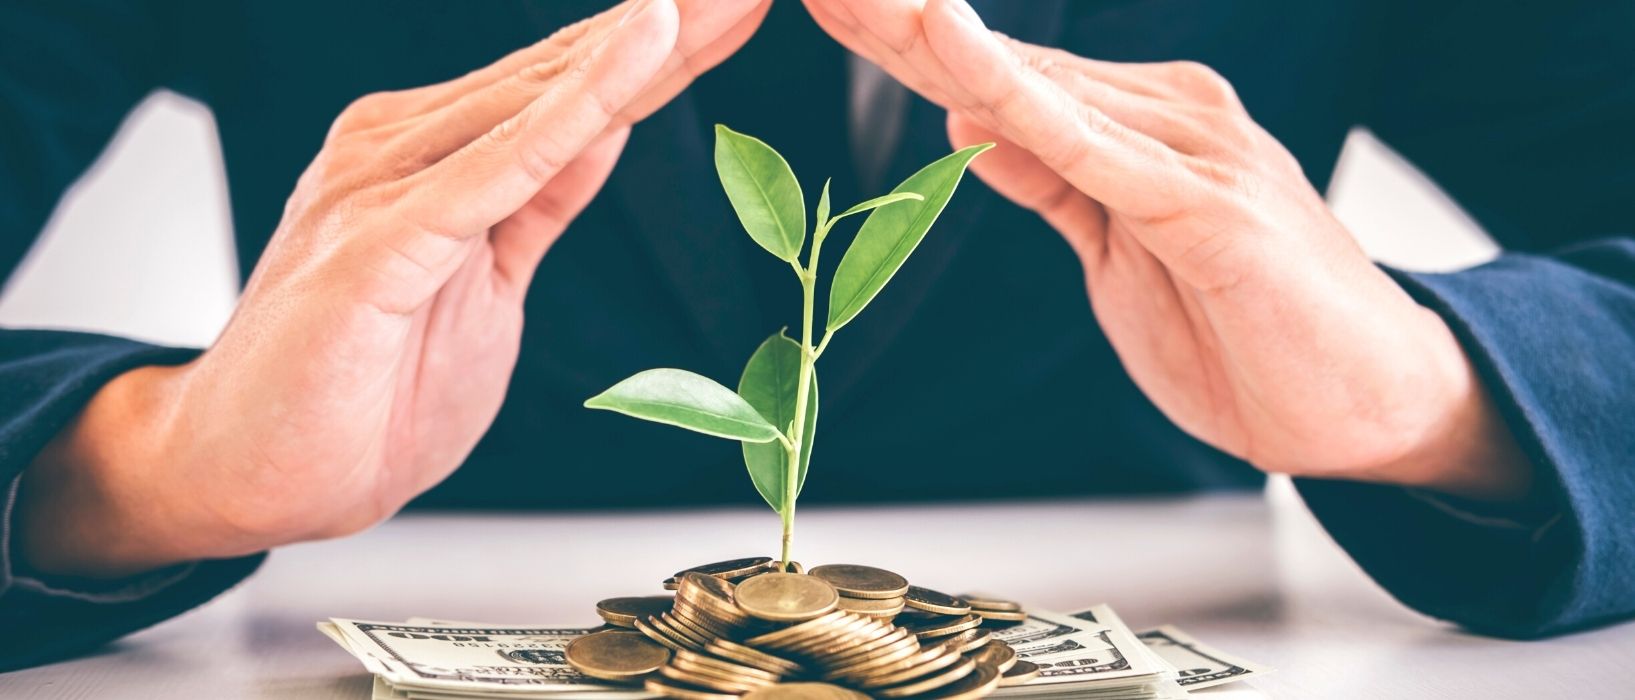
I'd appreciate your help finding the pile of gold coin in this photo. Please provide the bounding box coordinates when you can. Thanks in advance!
[568,557,1034,700]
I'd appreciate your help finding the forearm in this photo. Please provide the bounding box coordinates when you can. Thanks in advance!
[16,363,216,578]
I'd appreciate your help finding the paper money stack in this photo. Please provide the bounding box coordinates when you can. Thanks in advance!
[322,557,1268,700]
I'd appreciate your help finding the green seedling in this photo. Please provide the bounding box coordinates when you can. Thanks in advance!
[586,124,991,568]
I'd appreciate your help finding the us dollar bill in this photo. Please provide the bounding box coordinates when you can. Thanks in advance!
[323,619,647,698]
[1135,625,1270,689]
[989,609,1167,690]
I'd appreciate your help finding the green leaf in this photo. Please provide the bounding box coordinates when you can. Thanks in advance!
[714,124,806,262]
[832,192,924,223]
[816,178,832,228]
[827,143,993,332]
[585,368,781,443]
[737,333,818,513]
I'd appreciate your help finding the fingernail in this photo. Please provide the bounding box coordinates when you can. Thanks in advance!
[945,0,986,28]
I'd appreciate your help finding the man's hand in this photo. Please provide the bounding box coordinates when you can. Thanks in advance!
[18,0,771,578]
[806,0,1532,500]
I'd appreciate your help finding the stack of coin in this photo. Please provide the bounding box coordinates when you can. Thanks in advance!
[663,557,780,591]
[575,557,1031,700]
[808,564,909,621]
[958,593,1028,624]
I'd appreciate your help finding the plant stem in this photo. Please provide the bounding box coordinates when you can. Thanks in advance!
[781,220,829,570]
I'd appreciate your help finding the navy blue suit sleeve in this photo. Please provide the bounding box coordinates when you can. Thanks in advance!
[0,332,266,672]
[1297,0,1635,638]
[0,2,262,670]
[1298,245,1635,638]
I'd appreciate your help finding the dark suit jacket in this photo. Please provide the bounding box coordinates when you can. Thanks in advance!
[2,0,1633,671]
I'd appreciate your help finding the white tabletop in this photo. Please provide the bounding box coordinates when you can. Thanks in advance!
[4,480,1630,699]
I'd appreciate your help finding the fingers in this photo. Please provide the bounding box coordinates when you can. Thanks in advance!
[397,0,678,239]
[947,113,1107,268]
[800,0,969,110]
[622,0,771,118]
[920,0,1187,219]
[490,126,632,294]
[385,0,766,174]
[1006,43,1223,157]
[391,11,615,120]
[326,8,618,139]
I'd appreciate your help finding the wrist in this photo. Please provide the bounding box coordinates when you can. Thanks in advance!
[16,363,222,578]
[1363,307,1535,503]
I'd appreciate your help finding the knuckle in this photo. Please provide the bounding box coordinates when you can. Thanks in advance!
[516,138,570,185]
[1079,103,1117,138]
[1043,116,1096,169]
[390,192,463,243]
[479,100,569,185]
[335,90,403,131]
[486,110,527,145]
[517,54,571,85]
[548,14,598,47]
[1020,49,1057,76]
[1193,158,1260,200]
[1166,60,1239,105]
[343,183,399,215]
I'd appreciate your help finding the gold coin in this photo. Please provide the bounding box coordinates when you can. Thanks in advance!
[644,615,705,652]
[659,661,770,693]
[997,660,1040,686]
[776,616,878,655]
[902,613,982,639]
[597,596,677,628]
[635,616,687,652]
[663,577,681,591]
[917,663,999,700]
[745,611,848,647]
[822,631,919,672]
[674,557,774,581]
[873,657,977,698]
[735,574,841,623]
[677,574,753,632]
[678,573,743,612]
[673,649,782,683]
[645,676,741,700]
[668,658,775,690]
[821,636,921,679]
[807,564,909,600]
[784,618,891,657]
[741,683,870,700]
[965,640,1017,674]
[958,594,1022,613]
[800,626,896,661]
[565,629,672,682]
[971,608,1028,623]
[812,626,910,666]
[660,613,712,646]
[706,639,805,676]
[850,608,904,621]
[837,595,907,614]
[670,604,736,639]
[938,628,992,654]
[853,643,964,687]
[904,586,971,616]
[675,599,749,634]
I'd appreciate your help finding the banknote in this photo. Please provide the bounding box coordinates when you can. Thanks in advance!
[1135,625,1270,689]
[325,619,646,698]
[328,605,1266,700]
[988,608,1172,696]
